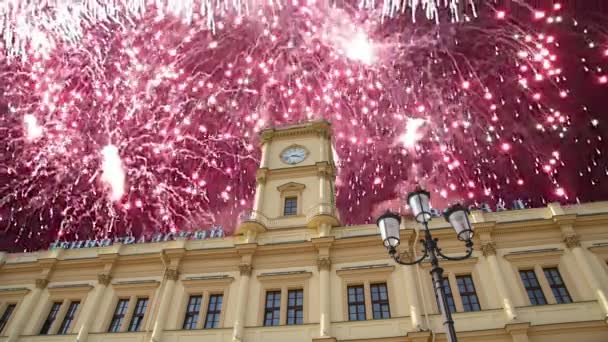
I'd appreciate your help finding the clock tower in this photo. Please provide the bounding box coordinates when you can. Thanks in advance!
[237,120,340,241]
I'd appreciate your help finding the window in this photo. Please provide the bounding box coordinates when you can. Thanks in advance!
[543,268,572,304]
[370,283,391,319]
[183,295,202,330]
[456,275,481,312]
[283,197,297,216]
[108,299,129,332]
[128,298,148,332]
[286,289,304,325]
[264,291,281,326]
[0,304,16,333]
[347,285,366,321]
[40,302,62,335]
[204,294,223,328]
[519,270,547,305]
[58,301,80,334]
[441,278,457,313]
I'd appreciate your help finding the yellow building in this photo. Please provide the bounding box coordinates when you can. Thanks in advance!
[1,120,608,342]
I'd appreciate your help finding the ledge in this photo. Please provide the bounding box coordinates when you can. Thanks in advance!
[504,248,563,262]
[182,275,234,287]
[257,270,312,281]
[337,264,394,277]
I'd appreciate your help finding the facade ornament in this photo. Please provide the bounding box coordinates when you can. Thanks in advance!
[35,278,49,289]
[480,241,497,257]
[563,234,581,249]
[166,268,180,280]
[98,273,112,285]
[260,130,274,144]
[239,263,253,276]
[256,168,268,185]
[317,257,332,271]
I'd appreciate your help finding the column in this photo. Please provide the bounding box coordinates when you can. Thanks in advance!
[564,234,608,318]
[232,264,252,342]
[401,256,424,330]
[7,279,47,342]
[317,257,332,337]
[76,274,111,342]
[319,171,326,204]
[505,323,530,342]
[252,169,267,213]
[150,269,179,342]
[481,242,517,321]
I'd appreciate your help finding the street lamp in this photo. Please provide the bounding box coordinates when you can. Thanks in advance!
[376,188,474,342]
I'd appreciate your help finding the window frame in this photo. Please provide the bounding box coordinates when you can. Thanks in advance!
[177,276,233,330]
[182,295,203,330]
[204,294,224,329]
[127,297,149,332]
[39,302,62,335]
[347,285,366,321]
[257,271,311,326]
[542,267,572,304]
[0,288,28,337]
[102,280,159,333]
[283,197,298,216]
[263,290,282,326]
[455,275,481,312]
[441,277,457,314]
[519,269,547,305]
[285,289,304,325]
[276,182,306,218]
[505,249,577,306]
[57,301,80,334]
[36,284,91,335]
[0,303,16,335]
[108,298,130,333]
[337,265,396,321]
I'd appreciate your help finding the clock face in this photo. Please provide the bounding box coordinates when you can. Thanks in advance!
[281,147,307,165]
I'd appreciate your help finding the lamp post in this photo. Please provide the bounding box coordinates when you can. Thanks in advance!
[376,188,474,342]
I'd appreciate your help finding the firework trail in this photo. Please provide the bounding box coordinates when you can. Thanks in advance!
[0,0,607,251]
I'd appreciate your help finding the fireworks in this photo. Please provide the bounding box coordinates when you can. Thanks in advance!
[0,1,607,251]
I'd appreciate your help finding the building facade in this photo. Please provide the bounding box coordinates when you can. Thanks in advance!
[0,121,608,342]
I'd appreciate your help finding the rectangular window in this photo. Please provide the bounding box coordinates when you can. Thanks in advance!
[264,291,281,326]
[370,283,391,319]
[58,301,80,334]
[183,295,202,330]
[519,270,547,305]
[441,278,457,313]
[0,304,16,333]
[456,275,481,312]
[543,268,572,304]
[40,302,62,335]
[283,197,297,216]
[347,285,366,321]
[108,299,129,333]
[128,298,148,332]
[286,289,304,325]
[204,294,223,329]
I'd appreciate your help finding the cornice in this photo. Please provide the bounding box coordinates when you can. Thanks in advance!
[235,243,258,256]
[277,182,306,192]
[182,275,234,288]
[111,280,160,290]
[503,248,563,262]
[257,270,312,282]
[0,287,30,296]
[421,256,479,269]
[48,283,93,295]
[336,264,394,277]
[311,236,335,250]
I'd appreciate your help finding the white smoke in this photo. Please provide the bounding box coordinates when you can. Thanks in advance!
[23,114,43,140]
[101,144,126,202]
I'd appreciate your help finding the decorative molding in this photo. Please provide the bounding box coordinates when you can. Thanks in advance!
[111,280,160,291]
[48,283,93,296]
[166,268,180,280]
[504,248,563,264]
[256,168,268,184]
[98,274,112,286]
[239,263,253,276]
[336,264,395,277]
[258,271,312,281]
[182,275,234,288]
[317,257,332,271]
[277,182,306,192]
[481,241,497,256]
[563,234,581,249]
[35,278,49,289]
